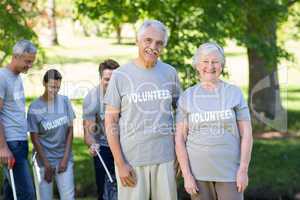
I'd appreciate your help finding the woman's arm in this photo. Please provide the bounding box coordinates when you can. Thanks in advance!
[175,121,198,195]
[236,120,253,192]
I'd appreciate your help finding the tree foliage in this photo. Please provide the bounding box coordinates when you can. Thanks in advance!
[76,0,300,130]
[74,0,142,43]
[142,0,299,130]
[0,0,39,65]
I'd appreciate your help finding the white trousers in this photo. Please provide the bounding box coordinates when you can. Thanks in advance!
[33,161,75,200]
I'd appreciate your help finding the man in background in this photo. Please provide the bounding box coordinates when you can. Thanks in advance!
[83,59,120,200]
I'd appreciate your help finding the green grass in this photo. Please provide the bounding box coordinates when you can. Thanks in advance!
[246,138,300,199]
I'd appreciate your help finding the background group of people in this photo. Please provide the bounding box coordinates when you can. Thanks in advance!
[0,19,252,200]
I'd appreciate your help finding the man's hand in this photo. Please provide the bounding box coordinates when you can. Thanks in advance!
[89,143,100,156]
[117,163,136,187]
[44,163,54,183]
[58,157,68,174]
[8,158,15,169]
[0,146,14,166]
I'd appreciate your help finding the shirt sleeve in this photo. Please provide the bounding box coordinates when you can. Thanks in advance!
[82,91,97,121]
[27,106,39,133]
[234,88,251,121]
[104,71,121,109]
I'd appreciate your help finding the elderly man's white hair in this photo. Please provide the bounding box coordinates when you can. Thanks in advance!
[137,20,169,47]
[13,39,37,55]
[192,42,225,68]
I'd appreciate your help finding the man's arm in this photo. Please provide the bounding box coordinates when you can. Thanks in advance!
[83,119,98,156]
[83,120,97,146]
[105,105,136,187]
[0,98,14,167]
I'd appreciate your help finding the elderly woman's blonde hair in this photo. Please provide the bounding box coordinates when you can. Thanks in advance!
[192,42,225,69]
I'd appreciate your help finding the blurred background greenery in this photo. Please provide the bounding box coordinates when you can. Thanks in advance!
[1,0,300,199]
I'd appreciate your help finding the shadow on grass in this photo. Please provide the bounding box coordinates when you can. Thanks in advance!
[287,96,300,101]
[225,51,247,57]
[288,110,300,133]
[45,54,132,65]
[287,88,300,93]
[111,42,136,46]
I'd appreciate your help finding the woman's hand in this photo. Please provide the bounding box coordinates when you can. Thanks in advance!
[184,174,199,195]
[44,163,54,183]
[58,157,68,173]
[236,167,248,192]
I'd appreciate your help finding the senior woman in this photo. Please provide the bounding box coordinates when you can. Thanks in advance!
[175,42,253,200]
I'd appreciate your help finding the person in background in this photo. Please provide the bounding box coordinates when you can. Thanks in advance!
[0,39,36,200]
[175,42,253,200]
[28,69,75,200]
[83,59,119,200]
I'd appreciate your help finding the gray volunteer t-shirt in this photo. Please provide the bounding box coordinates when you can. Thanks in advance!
[104,60,181,167]
[27,95,76,167]
[83,85,108,147]
[176,80,250,182]
[0,67,27,141]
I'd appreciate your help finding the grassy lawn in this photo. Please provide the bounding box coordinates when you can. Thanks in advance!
[247,138,300,199]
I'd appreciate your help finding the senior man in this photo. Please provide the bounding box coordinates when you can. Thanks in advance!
[0,39,36,200]
[104,19,181,200]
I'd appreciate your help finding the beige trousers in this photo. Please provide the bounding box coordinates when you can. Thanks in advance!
[116,160,177,200]
[191,181,243,200]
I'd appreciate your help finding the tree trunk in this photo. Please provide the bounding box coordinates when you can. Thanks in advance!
[246,16,285,131]
[0,54,8,66]
[47,0,58,45]
[116,25,122,44]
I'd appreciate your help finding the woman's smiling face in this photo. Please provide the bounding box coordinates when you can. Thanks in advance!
[196,51,223,82]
